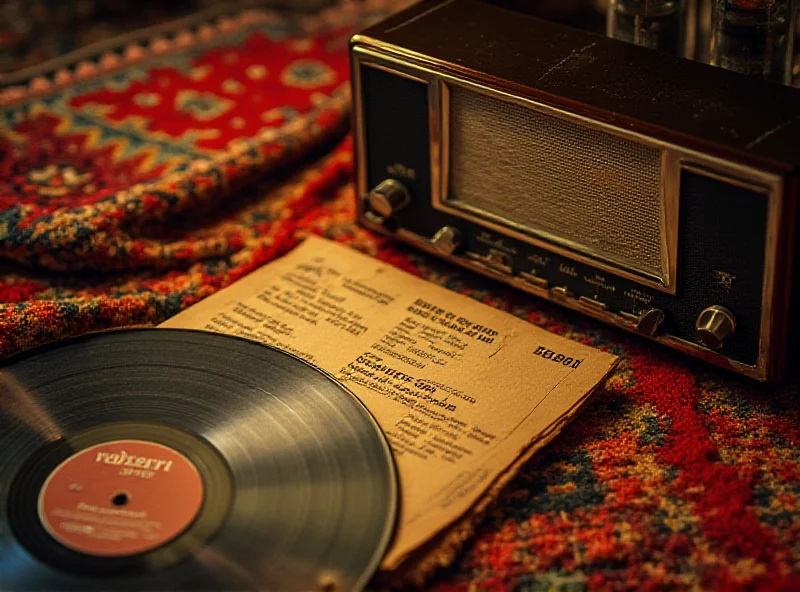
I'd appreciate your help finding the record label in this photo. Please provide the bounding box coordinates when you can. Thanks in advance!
[37,440,204,557]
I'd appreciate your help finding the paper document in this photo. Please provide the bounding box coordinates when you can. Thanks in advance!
[161,236,618,569]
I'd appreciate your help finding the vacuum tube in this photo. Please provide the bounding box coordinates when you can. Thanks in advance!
[709,0,797,84]
[607,0,690,56]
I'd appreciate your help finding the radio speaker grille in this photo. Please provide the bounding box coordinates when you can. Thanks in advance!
[448,86,665,279]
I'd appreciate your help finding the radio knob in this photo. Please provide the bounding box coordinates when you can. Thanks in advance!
[620,308,665,336]
[367,179,411,218]
[636,309,664,336]
[695,305,736,350]
[431,226,463,256]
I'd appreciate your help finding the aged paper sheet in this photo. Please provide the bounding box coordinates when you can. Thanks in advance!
[161,236,618,568]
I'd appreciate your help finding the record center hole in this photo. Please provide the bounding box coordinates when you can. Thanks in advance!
[111,492,129,507]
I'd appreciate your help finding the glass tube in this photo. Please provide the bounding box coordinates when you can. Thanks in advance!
[709,0,797,84]
[693,0,716,62]
[607,0,690,56]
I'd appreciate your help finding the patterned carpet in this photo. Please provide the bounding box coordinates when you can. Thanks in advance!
[1,2,799,590]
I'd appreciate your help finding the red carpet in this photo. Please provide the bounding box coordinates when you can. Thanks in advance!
[1,2,799,590]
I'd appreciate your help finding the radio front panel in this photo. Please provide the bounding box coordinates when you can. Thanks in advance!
[351,43,789,382]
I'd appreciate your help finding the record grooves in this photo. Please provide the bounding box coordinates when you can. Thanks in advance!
[0,329,398,592]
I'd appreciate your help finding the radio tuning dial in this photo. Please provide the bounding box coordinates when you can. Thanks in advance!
[696,305,736,350]
[367,179,411,218]
[431,226,463,256]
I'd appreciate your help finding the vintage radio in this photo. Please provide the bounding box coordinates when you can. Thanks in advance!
[349,0,800,383]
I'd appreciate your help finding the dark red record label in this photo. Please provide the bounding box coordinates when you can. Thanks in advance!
[37,440,204,557]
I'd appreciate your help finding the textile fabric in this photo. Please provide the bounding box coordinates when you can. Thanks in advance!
[1,2,798,590]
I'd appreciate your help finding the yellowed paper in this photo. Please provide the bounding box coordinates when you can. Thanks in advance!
[160,236,618,568]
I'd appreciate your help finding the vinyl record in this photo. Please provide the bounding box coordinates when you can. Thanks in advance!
[0,328,398,592]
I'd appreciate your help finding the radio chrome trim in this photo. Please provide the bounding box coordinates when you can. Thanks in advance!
[351,41,786,382]
[437,76,679,293]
